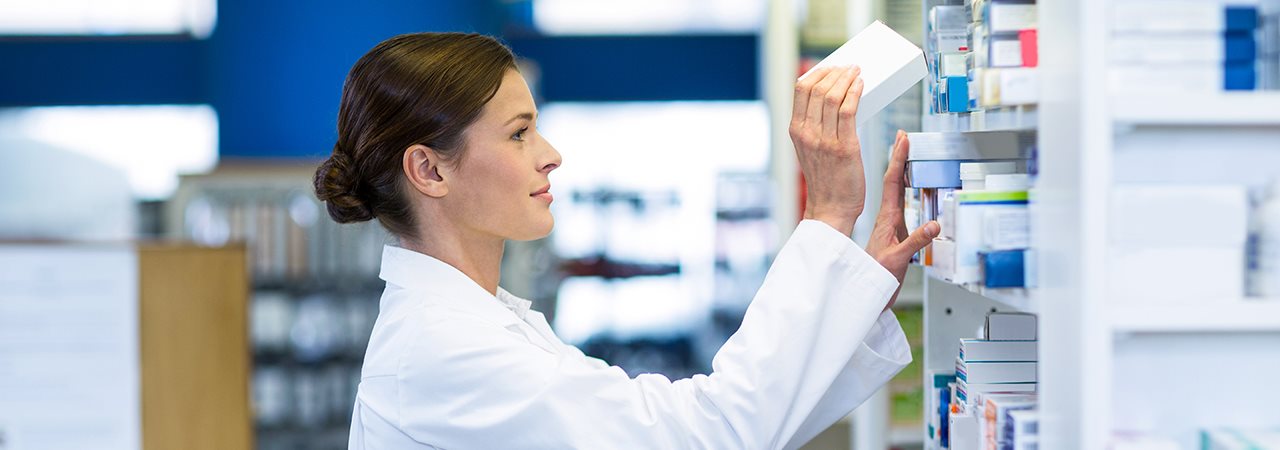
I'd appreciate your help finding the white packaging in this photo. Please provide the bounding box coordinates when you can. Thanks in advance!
[988,4,1038,33]
[941,189,958,239]
[949,406,980,450]
[1112,1,1253,33]
[1111,185,1249,247]
[985,311,1037,340]
[800,21,928,127]
[1008,409,1040,450]
[1110,33,1242,64]
[932,238,958,281]
[942,52,970,77]
[1110,185,1248,302]
[983,208,1030,250]
[1108,64,1237,94]
[980,67,1039,106]
[959,161,1020,190]
[990,34,1025,67]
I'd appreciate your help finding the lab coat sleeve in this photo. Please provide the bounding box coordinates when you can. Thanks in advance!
[395,220,900,449]
[781,310,912,450]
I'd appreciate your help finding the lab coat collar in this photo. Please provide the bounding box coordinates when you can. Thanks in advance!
[379,245,531,327]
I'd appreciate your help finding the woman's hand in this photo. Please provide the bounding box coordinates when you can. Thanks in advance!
[790,66,866,236]
[866,130,941,311]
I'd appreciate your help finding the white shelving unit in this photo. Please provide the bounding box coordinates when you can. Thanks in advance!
[1110,301,1280,333]
[1112,92,1280,126]
[915,0,1280,449]
[768,0,1280,448]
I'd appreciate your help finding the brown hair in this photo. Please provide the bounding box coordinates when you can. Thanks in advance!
[314,32,517,239]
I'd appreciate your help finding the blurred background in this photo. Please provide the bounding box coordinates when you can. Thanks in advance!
[0,0,927,449]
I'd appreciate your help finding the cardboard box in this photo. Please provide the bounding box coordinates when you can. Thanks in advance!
[959,339,1038,362]
[956,359,1038,384]
[800,20,928,127]
[986,312,1037,341]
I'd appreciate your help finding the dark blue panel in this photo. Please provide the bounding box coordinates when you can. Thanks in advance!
[0,38,201,106]
[209,0,501,159]
[506,34,759,102]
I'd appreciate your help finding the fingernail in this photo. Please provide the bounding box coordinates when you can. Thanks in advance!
[926,221,940,236]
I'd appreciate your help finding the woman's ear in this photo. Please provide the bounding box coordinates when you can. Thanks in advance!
[403,144,449,198]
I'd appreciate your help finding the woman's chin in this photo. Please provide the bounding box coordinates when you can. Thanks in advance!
[510,215,554,241]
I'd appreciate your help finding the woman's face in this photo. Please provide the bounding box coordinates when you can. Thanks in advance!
[443,68,562,241]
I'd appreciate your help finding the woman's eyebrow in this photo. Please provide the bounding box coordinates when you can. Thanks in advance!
[504,112,534,125]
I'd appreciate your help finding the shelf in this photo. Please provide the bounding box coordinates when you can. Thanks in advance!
[1111,92,1280,126]
[925,269,1036,314]
[920,105,1038,133]
[1110,300,1280,333]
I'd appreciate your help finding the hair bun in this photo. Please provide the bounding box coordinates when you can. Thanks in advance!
[314,148,375,223]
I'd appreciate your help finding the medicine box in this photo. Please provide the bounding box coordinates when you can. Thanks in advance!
[800,21,927,127]
[985,312,1037,340]
[1109,62,1257,92]
[959,339,1037,362]
[956,379,1036,405]
[1110,33,1258,64]
[1112,2,1259,33]
[956,358,1037,384]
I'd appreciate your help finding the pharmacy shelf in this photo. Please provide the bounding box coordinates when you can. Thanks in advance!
[1111,92,1280,126]
[924,269,1036,314]
[920,105,1038,133]
[1109,301,1280,333]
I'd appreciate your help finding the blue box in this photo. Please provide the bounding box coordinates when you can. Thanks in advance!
[1224,61,1257,90]
[982,249,1026,288]
[946,76,969,112]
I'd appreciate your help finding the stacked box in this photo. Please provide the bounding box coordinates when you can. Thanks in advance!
[1109,0,1263,92]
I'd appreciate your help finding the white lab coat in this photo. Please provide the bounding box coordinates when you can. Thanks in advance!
[349,220,911,449]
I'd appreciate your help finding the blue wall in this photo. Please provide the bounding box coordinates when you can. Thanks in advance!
[207,0,500,158]
[0,1,757,159]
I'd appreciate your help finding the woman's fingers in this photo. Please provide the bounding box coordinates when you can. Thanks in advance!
[881,130,911,240]
[822,67,859,140]
[805,68,843,130]
[836,72,864,144]
[791,69,822,128]
[896,221,939,262]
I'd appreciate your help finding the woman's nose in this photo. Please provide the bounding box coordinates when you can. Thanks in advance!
[540,140,562,173]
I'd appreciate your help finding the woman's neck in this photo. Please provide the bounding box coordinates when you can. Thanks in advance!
[402,223,505,296]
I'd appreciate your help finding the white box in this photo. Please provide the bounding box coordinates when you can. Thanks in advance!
[986,312,1037,340]
[957,379,1037,405]
[1110,185,1248,247]
[988,4,1037,33]
[984,207,1030,250]
[1110,185,1248,303]
[800,20,928,127]
[959,339,1038,362]
[1111,34,1244,63]
[979,67,1039,106]
[931,238,958,282]
[949,407,980,450]
[957,359,1038,384]
[1108,64,1243,93]
[1112,1,1255,33]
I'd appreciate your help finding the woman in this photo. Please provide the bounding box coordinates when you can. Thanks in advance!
[316,32,940,449]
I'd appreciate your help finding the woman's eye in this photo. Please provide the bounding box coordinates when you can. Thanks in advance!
[512,127,528,141]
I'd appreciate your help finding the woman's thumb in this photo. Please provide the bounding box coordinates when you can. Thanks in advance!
[898,221,939,256]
